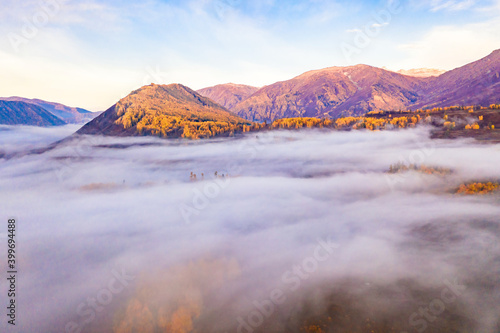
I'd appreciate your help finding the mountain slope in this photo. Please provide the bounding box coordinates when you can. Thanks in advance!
[77,83,251,139]
[230,49,500,121]
[0,100,65,126]
[232,65,428,122]
[417,49,500,108]
[0,97,97,124]
[197,83,259,110]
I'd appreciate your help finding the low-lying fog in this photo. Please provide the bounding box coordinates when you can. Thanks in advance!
[1,125,499,332]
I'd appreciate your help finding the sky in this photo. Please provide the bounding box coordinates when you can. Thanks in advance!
[0,0,500,111]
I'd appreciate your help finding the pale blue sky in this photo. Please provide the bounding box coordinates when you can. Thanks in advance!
[1,0,499,111]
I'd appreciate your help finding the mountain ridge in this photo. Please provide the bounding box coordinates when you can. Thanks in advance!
[77,83,251,139]
[206,49,500,121]
[414,49,500,109]
[0,96,98,124]
[0,100,66,126]
[5,49,499,128]
[231,64,428,121]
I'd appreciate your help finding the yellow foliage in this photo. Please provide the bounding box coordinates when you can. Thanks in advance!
[113,259,240,333]
[113,84,253,139]
[113,299,155,333]
[303,325,324,332]
[271,117,331,130]
[158,305,200,333]
[335,117,363,128]
[457,182,499,195]
[113,96,498,140]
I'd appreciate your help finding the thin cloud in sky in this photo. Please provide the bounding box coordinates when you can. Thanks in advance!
[394,17,500,70]
[0,0,498,111]
[371,22,389,28]
[429,0,477,12]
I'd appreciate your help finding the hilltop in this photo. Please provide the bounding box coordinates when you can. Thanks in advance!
[77,83,253,139]
[231,64,426,121]
[198,49,500,122]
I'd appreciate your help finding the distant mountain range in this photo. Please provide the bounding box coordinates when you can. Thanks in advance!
[0,100,66,126]
[3,49,499,130]
[0,97,98,126]
[77,84,250,138]
[198,49,500,122]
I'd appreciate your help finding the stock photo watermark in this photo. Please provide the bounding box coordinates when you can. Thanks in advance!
[214,0,241,20]
[8,0,62,52]
[6,218,17,326]
[179,132,275,224]
[64,268,135,333]
[384,135,437,191]
[53,134,105,182]
[341,0,403,62]
[401,278,466,333]
[142,65,169,86]
[236,238,339,333]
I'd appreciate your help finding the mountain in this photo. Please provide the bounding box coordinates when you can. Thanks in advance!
[415,49,500,109]
[232,65,428,122]
[77,83,251,139]
[0,100,65,126]
[231,49,500,121]
[396,68,446,78]
[197,83,259,110]
[0,97,97,124]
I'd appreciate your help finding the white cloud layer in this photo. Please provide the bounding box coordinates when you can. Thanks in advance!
[1,126,500,332]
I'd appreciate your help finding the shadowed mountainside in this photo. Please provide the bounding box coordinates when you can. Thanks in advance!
[0,96,97,124]
[0,100,65,126]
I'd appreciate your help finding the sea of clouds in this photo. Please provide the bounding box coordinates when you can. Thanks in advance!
[0,125,499,332]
